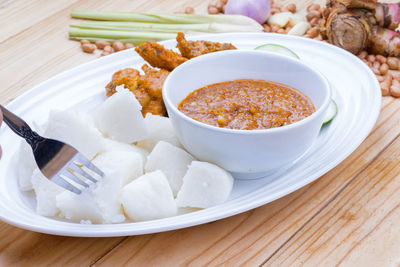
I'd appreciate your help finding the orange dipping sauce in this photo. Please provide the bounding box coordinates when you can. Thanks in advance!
[178,79,315,130]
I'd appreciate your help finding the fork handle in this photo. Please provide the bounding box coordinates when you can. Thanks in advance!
[0,105,44,147]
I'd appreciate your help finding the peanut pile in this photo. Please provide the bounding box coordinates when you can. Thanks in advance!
[204,0,399,97]
[264,2,327,41]
[358,52,400,97]
[204,0,227,14]
[80,40,135,57]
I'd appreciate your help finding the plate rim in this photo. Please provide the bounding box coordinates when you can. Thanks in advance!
[0,32,381,237]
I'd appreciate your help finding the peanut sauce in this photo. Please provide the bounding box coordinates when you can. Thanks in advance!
[178,79,315,130]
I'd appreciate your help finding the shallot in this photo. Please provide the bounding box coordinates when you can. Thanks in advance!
[225,0,270,24]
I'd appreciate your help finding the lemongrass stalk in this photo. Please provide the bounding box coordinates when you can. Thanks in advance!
[70,24,185,33]
[69,37,146,45]
[70,10,262,29]
[71,21,263,33]
[69,28,177,40]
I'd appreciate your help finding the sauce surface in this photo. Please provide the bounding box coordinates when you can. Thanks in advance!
[178,79,315,130]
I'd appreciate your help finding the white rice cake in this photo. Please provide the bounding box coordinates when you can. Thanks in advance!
[121,170,177,221]
[176,161,234,208]
[17,140,36,191]
[31,168,63,216]
[44,110,104,159]
[92,150,143,186]
[93,89,148,143]
[145,141,194,195]
[56,170,126,224]
[136,114,181,152]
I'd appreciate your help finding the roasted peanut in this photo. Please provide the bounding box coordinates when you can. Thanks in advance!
[306,10,321,21]
[380,63,389,75]
[391,71,400,80]
[208,5,219,14]
[387,57,400,70]
[307,27,319,38]
[372,67,381,75]
[310,17,319,27]
[185,6,194,14]
[80,39,90,45]
[390,79,400,97]
[216,0,224,11]
[376,75,385,82]
[271,25,280,32]
[263,24,271,32]
[390,86,400,97]
[385,73,393,84]
[112,41,125,52]
[100,51,111,57]
[322,7,330,18]
[286,3,296,13]
[308,3,321,12]
[367,54,376,63]
[103,45,113,53]
[358,51,368,59]
[81,43,96,53]
[95,40,110,49]
[376,55,387,64]
[380,80,390,96]
[373,61,381,70]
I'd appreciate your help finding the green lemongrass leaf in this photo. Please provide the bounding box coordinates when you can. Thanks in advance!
[71,21,262,33]
[70,10,262,29]
[69,28,176,40]
[70,24,189,33]
[71,10,166,23]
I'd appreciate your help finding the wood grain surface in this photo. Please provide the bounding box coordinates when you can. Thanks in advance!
[2,0,400,266]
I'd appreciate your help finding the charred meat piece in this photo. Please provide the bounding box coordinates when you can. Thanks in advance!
[137,64,169,116]
[105,65,169,116]
[135,41,187,71]
[105,68,140,97]
[176,32,237,59]
[138,64,169,100]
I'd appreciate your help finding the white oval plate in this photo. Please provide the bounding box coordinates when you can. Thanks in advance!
[0,33,380,237]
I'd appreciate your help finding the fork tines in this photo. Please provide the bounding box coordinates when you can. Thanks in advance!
[53,154,104,194]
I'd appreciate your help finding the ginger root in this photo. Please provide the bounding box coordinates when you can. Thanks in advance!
[322,0,400,56]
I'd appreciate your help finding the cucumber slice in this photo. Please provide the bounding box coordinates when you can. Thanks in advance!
[255,43,337,127]
[322,99,337,127]
[254,43,300,59]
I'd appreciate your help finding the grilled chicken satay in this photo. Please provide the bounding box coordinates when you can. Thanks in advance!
[176,32,237,59]
[135,41,187,71]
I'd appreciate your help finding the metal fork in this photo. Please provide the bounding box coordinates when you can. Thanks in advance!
[0,105,104,194]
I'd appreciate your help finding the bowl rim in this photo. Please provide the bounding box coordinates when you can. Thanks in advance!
[163,50,332,135]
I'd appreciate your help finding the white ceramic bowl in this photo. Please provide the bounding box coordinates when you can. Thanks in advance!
[163,50,331,179]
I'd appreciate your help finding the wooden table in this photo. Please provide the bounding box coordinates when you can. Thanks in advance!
[1,0,399,266]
